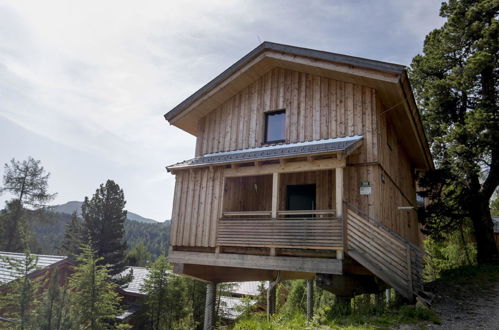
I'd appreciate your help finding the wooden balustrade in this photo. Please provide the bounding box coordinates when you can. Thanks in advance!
[345,207,424,299]
[217,216,343,250]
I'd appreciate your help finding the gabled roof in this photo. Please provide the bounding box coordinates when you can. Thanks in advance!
[165,42,405,124]
[167,136,362,171]
[0,252,67,284]
[164,41,433,170]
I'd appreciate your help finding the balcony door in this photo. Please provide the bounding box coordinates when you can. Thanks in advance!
[286,184,316,218]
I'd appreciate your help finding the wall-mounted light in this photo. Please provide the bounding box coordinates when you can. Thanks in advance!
[398,206,414,211]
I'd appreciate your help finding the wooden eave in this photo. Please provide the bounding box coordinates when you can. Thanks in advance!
[164,42,433,170]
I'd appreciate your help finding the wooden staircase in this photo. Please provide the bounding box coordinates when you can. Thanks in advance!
[345,205,424,301]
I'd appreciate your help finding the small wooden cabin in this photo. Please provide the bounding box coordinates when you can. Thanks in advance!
[164,43,433,308]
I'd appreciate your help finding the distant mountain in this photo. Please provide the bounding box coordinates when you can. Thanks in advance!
[51,201,158,223]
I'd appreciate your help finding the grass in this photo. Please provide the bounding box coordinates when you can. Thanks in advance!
[233,305,440,330]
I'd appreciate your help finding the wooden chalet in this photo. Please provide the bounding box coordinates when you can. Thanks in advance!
[164,42,433,326]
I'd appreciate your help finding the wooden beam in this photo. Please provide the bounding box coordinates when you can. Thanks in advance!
[272,172,279,218]
[336,167,344,218]
[224,157,346,177]
[168,250,343,274]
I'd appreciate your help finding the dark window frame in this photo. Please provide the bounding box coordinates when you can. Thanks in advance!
[264,109,286,144]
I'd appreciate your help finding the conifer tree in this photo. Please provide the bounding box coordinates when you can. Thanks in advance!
[82,180,128,275]
[0,250,39,329]
[68,244,122,329]
[127,241,151,267]
[0,157,56,251]
[141,256,192,329]
[35,268,72,330]
[60,211,83,256]
[410,0,498,263]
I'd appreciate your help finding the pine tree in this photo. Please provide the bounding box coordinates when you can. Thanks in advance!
[141,256,191,329]
[60,211,83,256]
[410,0,498,263]
[0,250,39,329]
[82,180,128,275]
[0,157,56,251]
[126,241,151,267]
[35,268,72,330]
[68,244,122,329]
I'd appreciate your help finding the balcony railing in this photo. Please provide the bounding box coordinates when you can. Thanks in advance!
[217,210,343,250]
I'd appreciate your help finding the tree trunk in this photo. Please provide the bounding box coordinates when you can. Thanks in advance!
[469,195,498,264]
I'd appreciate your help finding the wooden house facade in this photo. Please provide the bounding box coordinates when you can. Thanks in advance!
[164,43,433,314]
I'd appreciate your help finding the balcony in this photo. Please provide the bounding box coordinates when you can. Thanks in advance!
[218,210,343,250]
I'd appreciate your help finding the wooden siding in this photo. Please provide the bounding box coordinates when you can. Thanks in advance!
[195,67,378,164]
[377,113,420,245]
[172,66,422,248]
[170,168,224,247]
[223,175,273,212]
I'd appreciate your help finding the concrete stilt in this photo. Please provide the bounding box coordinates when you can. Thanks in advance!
[204,282,217,330]
[306,279,314,321]
[267,280,276,319]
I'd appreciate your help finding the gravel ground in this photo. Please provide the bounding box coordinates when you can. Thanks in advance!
[428,281,499,330]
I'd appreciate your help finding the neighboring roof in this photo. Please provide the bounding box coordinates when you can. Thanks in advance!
[118,267,153,295]
[493,217,499,233]
[230,281,267,297]
[167,135,362,170]
[164,41,405,122]
[0,252,67,284]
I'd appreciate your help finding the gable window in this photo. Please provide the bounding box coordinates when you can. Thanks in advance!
[264,110,286,143]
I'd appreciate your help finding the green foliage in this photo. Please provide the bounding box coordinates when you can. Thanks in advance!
[409,0,499,263]
[82,180,128,275]
[68,244,122,329]
[34,268,72,330]
[126,241,152,267]
[0,250,39,329]
[0,157,55,252]
[279,280,306,316]
[491,193,499,216]
[141,256,195,330]
[424,223,477,281]
[60,212,84,257]
[0,200,28,253]
[124,220,170,258]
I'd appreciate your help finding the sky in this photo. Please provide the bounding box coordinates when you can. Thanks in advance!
[0,0,445,222]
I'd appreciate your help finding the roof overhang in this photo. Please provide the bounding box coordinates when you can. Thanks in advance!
[164,42,433,170]
[167,136,362,171]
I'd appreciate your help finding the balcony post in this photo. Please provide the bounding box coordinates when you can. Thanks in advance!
[335,167,344,218]
[271,172,279,219]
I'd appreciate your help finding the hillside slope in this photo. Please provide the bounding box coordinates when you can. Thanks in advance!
[51,201,159,223]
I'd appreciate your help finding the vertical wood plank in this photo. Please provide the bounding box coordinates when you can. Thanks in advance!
[312,75,321,140]
[271,172,279,218]
[336,167,344,218]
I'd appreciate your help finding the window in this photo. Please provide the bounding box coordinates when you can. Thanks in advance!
[264,110,285,143]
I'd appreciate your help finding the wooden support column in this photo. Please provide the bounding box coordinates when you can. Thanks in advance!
[204,282,217,330]
[335,167,344,218]
[306,279,314,321]
[267,281,276,319]
[271,172,279,219]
